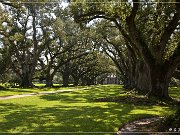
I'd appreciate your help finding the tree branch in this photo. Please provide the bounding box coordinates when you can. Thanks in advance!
[159,3,180,58]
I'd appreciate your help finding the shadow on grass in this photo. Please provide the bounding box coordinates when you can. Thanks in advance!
[95,95,180,107]
[1,88,37,93]
[38,85,124,102]
[0,85,174,134]
[0,86,78,97]
[0,102,158,134]
[0,86,6,90]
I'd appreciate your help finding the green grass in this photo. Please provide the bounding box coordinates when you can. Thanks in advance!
[0,85,88,97]
[34,83,62,87]
[0,85,179,134]
[169,86,180,99]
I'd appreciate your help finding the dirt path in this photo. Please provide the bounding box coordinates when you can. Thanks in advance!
[117,117,165,135]
[0,89,83,100]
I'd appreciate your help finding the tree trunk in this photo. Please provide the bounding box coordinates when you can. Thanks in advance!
[148,66,171,99]
[44,65,54,87]
[19,64,33,87]
[86,77,95,85]
[20,73,33,87]
[81,77,86,86]
[73,77,79,86]
[123,62,136,90]
[62,72,70,87]
[150,79,169,99]
[45,75,53,87]
[124,73,134,89]
[61,63,71,87]
[135,61,151,94]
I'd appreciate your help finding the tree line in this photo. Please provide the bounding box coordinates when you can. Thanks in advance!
[0,1,115,87]
[70,0,180,99]
[0,0,180,99]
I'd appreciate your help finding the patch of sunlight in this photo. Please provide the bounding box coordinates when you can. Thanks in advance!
[8,127,27,133]
[169,86,180,99]
[129,106,175,116]
[0,85,177,133]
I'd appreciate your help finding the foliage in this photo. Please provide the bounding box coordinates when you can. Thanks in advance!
[0,0,179,99]
[170,77,180,86]
[0,1,58,87]
[70,0,180,98]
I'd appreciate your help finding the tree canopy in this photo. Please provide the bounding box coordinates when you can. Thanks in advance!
[0,0,179,99]
[70,0,180,98]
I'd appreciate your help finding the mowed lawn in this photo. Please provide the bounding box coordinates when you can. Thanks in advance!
[0,84,87,97]
[0,85,179,134]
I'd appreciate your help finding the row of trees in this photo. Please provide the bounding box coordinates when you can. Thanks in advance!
[0,1,115,87]
[0,0,179,99]
[70,0,180,99]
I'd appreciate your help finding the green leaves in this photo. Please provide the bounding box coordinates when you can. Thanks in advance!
[9,33,23,41]
[53,17,66,39]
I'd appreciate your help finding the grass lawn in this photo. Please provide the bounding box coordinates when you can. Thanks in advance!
[169,86,180,99]
[0,85,179,134]
[0,84,88,97]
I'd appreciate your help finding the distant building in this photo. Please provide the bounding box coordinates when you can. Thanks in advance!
[102,74,120,84]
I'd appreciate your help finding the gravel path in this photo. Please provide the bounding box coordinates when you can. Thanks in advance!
[0,89,82,100]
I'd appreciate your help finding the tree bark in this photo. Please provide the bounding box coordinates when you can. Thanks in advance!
[19,64,34,87]
[135,61,151,94]
[20,73,33,87]
[62,73,70,87]
[45,75,54,87]
[147,65,172,99]
[62,63,72,87]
